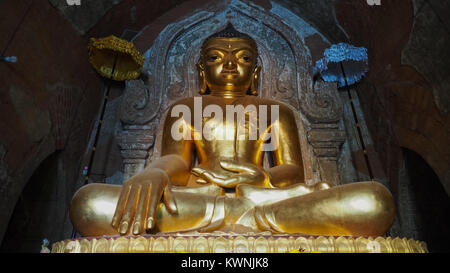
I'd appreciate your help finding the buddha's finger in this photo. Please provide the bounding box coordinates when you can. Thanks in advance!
[119,185,141,234]
[220,161,255,173]
[196,170,227,185]
[146,181,165,231]
[132,184,151,235]
[210,170,232,179]
[196,178,208,184]
[220,173,261,187]
[192,167,231,178]
[163,185,178,214]
[191,168,216,182]
[191,167,206,176]
[215,176,241,187]
[111,184,132,229]
[209,173,253,187]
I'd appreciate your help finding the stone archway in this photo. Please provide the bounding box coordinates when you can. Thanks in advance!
[1,151,65,252]
[391,148,450,252]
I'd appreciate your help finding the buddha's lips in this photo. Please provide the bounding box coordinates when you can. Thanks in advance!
[221,72,239,79]
[221,71,239,76]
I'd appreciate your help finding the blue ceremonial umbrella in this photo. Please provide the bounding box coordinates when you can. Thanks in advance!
[313,43,368,88]
[314,43,374,180]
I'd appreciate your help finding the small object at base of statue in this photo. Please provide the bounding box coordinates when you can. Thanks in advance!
[40,238,51,253]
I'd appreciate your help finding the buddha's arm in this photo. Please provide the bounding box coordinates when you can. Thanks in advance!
[140,154,191,185]
[150,101,196,185]
[266,104,305,188]
[111,103,194,234]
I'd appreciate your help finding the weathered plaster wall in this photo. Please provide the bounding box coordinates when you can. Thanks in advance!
[48,0,124,35]
[335,0,450,248]
[403,0,450,115]
[335,0,450,197]
[0,0,103,248]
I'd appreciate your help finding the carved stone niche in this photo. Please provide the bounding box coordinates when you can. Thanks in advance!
[117,80,158,181]
[304,80,346,186]
[116,0,346,186]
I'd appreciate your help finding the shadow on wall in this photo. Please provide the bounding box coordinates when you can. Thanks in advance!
[0,151,68,253]
[401,148,450,253]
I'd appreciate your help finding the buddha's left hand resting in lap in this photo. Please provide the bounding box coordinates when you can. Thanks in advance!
[70,24,395,237]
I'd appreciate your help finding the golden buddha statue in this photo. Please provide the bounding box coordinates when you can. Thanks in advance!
[69,24,396,239]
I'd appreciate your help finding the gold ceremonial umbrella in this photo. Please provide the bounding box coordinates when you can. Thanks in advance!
[88,35,145,81]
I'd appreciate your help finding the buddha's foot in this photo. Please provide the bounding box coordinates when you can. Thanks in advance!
[237,182,330,206]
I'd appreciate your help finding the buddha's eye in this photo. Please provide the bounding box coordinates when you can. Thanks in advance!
[208,55,220,62]
[239,55,252,63]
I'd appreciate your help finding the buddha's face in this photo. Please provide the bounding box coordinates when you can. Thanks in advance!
[200,37,258,93]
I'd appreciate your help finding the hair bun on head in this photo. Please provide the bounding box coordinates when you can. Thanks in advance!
[208,23,252,39]
[202,23,258,53]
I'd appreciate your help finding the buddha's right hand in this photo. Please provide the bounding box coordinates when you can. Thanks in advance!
[111,169,178,235]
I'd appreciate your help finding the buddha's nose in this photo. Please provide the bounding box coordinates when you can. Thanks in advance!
[223,59,237,71]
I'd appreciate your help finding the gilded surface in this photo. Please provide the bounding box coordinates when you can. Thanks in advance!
[52,235,428,253]
[70,25,397,244]
[88,35,145,81]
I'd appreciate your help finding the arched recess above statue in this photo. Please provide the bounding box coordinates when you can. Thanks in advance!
[117,0,346,186]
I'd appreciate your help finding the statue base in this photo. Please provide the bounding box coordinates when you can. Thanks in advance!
[52,232,428,253]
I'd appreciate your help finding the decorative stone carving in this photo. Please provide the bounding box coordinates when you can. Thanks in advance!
[300,80,343,124]
[116,126,155,181]
[276,64,299,109]
[117,80,160,180]
[307,123,346,186]
[119,79,160,125]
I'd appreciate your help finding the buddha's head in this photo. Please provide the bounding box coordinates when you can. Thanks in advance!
[197,23,261,97]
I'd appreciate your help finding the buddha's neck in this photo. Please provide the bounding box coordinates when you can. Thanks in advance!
[210,89,246,99]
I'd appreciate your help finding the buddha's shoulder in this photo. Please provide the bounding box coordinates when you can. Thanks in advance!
[167,96,296,115]
[167,96,219,106]
[255,98,297,115]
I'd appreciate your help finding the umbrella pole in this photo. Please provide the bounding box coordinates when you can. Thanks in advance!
[71,55,118,239]
[83,54,119,186]
[340,62,374,181]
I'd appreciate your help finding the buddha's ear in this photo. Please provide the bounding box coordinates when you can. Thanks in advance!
[250,66,261,96]
[196,62,207,95]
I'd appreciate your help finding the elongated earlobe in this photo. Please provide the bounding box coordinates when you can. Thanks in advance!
[196,63,207,95]
[250,66,261,96]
